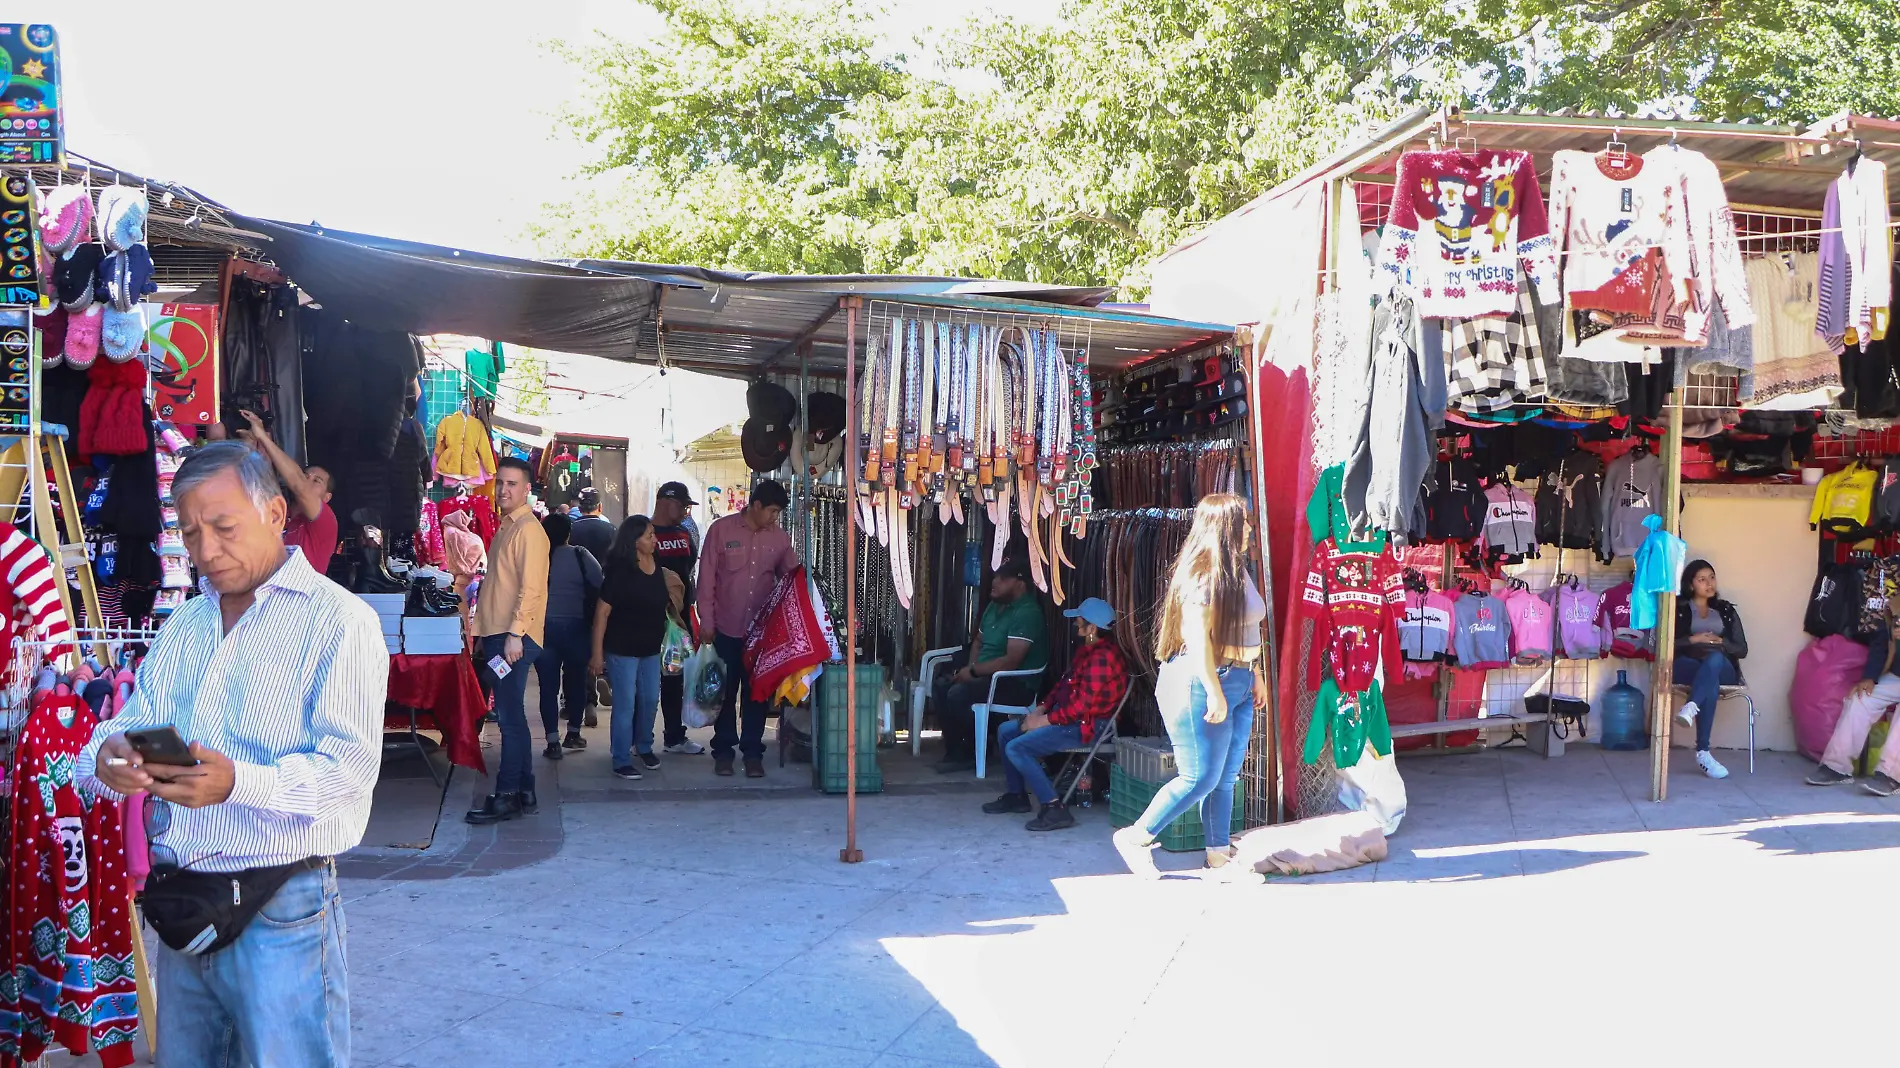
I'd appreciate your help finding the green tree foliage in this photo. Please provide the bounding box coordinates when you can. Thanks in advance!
[538,0,1900,295]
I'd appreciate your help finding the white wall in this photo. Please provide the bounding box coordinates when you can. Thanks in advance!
[1673,485,1818,753]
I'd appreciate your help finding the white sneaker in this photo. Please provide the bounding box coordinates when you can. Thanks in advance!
[1674,701,1699,729]
[664,740,706,755]
[1696,750,1729,779]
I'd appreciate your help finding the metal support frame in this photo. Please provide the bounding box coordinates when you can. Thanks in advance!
[841,296,864,864]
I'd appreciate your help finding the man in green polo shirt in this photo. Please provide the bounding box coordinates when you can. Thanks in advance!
[933,556,1048,773]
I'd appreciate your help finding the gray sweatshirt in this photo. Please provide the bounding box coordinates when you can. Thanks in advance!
[1344,292,1444,540]
[1452,592,1513,669]
[1601,450,1664,560]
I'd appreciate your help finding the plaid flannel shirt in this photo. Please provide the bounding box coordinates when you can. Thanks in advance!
[1043,638,1130,744]
[1446,288,1548,415]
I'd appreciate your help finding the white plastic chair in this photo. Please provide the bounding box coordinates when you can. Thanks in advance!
[910,646,963,756]
[972,666,1047,779]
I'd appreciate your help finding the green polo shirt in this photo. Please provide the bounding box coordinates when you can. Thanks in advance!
[978,596,1049,673]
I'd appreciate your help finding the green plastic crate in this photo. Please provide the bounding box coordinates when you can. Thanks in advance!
[813,665,883,794]
[1108,763,1245,852]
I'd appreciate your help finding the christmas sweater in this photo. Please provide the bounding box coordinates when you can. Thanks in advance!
[1546,150,1693,320]
[2,695,139,1068]
[1377,148,1559,318]
[0,526,76,669]
[1300,538,1404,694]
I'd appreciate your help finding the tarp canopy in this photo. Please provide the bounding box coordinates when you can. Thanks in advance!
[235,217,657,360]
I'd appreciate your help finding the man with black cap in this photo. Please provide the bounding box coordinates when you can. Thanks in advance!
[651,481,706,755]
[932,557,1049,773]
[696,480,798,776]
[570,488,615,562]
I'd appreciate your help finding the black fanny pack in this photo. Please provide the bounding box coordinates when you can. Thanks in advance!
[139,856,327,956]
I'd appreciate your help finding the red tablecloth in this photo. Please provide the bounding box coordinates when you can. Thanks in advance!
[385,654,487,772]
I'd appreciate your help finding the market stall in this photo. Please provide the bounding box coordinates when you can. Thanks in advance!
[1150,105,1900,816]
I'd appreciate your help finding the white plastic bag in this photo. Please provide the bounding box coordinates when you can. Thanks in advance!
[1336,743,1407,836]
[680,644,724,730]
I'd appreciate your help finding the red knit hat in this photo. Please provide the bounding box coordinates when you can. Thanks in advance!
[78,358,149,457]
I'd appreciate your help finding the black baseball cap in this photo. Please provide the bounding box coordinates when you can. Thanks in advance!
[656,481,697,505]
[995,556,1033,582]
[575,487,601,511]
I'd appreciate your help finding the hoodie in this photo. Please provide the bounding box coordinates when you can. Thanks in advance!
[1601,449,1665,559]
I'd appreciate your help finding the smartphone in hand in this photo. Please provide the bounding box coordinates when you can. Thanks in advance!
[124,726,199,767]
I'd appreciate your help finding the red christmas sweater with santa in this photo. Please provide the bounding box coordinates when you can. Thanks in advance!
[2,695,139,1068]
[1300,538,1405,694]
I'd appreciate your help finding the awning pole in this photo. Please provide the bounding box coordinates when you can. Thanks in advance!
[841,296,864,864]
[1650,399,1686,802]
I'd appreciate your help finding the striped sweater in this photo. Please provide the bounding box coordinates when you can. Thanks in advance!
[0,525,76,665]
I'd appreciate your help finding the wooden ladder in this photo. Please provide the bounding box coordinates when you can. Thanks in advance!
[1,431,107,653]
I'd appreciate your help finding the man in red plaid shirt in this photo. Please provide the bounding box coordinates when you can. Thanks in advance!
[984,598,1130,831]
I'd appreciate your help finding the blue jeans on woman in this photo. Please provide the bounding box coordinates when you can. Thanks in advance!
[1135,656,1256,849]
[997,718,1086,804]
[607,652,663,767]
[536,617,591,739]
[155,863,349,1066]
[1674,650,1738,751]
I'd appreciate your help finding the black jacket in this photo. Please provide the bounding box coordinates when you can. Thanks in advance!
[1676,597,1748,670]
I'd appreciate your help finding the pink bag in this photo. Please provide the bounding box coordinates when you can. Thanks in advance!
[1791,635,1869,762]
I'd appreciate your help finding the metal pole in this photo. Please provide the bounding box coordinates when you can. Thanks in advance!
[798,343,813,569]
[842,297,864,863]
[1650,399,1686,802]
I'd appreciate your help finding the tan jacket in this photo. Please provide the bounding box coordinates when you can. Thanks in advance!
[473,504,549,645]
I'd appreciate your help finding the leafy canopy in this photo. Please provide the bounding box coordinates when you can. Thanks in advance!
[537,0,1900,295]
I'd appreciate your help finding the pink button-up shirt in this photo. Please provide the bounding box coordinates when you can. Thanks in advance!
[696,512,798,640]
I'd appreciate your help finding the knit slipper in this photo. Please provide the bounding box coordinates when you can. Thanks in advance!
[96,186,148,252]
[53,243,101,312]
[38,184,91,256]
[111,667,135,719]
[64,305,101,369]
[32,306,66,367]
[102,304,146,362]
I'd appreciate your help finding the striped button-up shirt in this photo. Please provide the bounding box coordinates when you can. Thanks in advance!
[77,548,390,872]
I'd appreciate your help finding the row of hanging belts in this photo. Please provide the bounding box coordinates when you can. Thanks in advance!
[1100,441,1242,510]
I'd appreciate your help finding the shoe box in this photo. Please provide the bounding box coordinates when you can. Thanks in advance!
[401,614,464,655]
[359,594,406,655]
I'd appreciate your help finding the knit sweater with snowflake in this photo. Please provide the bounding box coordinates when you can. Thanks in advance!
[2,695,139,1067]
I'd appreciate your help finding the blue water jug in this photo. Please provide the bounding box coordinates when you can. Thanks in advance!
[1598,669,1649,750]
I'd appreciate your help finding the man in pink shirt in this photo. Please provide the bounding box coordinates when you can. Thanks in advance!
[695,481,798,777]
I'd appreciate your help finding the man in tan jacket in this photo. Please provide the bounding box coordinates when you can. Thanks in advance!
[467,457,550,824]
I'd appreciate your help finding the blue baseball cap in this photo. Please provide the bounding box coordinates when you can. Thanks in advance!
[1062,597,1116,629]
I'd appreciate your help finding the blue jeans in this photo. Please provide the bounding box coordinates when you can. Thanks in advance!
[607,652,663,766]
[712,631,767,761]
[998,719,1086,804]
[481,633,541,794]
[1136,657,1256,848]
[1674,651,1738,752]
[155,864,349,1067]
[536,617,591,738]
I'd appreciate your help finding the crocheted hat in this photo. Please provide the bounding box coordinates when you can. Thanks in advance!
[38,185,91,256]
[95,187,148,252]
[99,247,155,312]
[53,243,101,312]
[64,304,101,369]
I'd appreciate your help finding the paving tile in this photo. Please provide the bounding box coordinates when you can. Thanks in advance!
[698,964,938,1051]
[462,901,690,952]
[515,945,775,1024]
[631,1027,879,1068]
[347,973,502,1066]
[382,999,679,1068]
[376,931,610,997]
[693,874,896,921]
[883,1006,1001,1065]
[633,911,850,970]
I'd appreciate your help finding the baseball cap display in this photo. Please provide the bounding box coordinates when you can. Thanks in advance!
[656,481,697,505]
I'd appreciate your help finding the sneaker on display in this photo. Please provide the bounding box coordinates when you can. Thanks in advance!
[1696,750,1729,779]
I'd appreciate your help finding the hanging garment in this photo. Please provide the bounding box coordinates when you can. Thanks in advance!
[1810,462,1879,538]
[1450,591,1513,670]
[1424,458,1487,541]
[1597,580,1655,659]
[1601,448,1664,560]
[1856,561,1898,641]
[2,695,140,1068]
[1303,676,1393,768]
[1548,581,1605,659]
[1637,146,1755,345]
[1877,457,1900,531]
[1376,148,1559,319]
[1666,302,1756,401]
[438,493,499,547]
[432,411,497,484]
[1445,290,1548,414]
[1532,286,1630,406]
[1619,353,1676,421]
[1397,589,1456,662]
[1307,463,1386,552]
[1630,514,1687,630]
[1343,292,1442,541]
[1299,538,1405,694]
[1481,481,1538,561]
[1825,159,1893,351]
[1747,252,1844,410]
[1546,150,1694,320]
[0,525,77,665]
[1502,586,1555,662]
[1536,450,1606,552]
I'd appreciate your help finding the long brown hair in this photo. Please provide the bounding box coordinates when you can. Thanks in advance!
[1155,493,1252,661]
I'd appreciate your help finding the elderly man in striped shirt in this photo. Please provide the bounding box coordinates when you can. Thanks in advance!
[79,442,389,1068]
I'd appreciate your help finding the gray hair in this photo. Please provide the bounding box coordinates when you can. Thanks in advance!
[173,442,285,518]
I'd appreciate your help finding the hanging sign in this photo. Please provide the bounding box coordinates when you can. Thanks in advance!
[0,25,61,166]
[145,303,220,427]
[0,172,40,306]
[0,307,28,430]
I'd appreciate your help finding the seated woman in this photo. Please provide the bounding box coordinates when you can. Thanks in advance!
[981,597,1129,831]
[1672,559,1748,780]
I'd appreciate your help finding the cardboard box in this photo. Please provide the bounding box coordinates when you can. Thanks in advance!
[358,594,406,614]
[400,615,463,636]
[146,303,220,428]
[402,635,465,656]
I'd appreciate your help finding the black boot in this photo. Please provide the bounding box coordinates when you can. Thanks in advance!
[517,786,538,815]
[982,791,1032,814]
[464,792,522,825]
[1025,802,1076,832]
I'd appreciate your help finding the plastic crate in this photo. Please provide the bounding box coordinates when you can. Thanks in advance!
[813,665,883,794]
[1114,736,1177,783]
[1108,764,1245,852]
